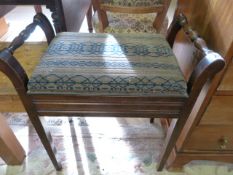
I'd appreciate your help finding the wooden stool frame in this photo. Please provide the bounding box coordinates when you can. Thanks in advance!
[0,13,225,171]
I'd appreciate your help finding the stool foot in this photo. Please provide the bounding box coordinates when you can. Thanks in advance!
[28,116,62,171]
[150,118,154,123]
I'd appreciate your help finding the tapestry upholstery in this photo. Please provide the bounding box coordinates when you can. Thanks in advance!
[27,33,187,97]
[93,12,158,33]
[100,0,163,7]
[93,12,168,34]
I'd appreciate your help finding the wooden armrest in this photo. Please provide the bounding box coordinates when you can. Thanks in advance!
[0,13,55,97]
[7,13,54,53]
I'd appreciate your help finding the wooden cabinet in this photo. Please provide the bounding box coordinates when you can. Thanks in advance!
[218,61,233,94]
[167,0,233,168]
[184,125,233,151]
[200,96,233,125]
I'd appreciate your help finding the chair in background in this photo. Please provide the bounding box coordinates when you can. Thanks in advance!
[91,0,171,34]
[86,3,95,32]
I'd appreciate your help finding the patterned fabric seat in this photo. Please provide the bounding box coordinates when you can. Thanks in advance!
[27,32,187,97]
[93,12,168,34]
[91,0,171,33]
[100,0,163,8]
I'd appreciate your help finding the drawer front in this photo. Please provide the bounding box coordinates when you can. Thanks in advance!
[218,60,233,92]
[200,96,233,125]
[184,125,233,151]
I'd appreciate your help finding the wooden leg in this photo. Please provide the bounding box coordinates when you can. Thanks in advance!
[153,0,171,33]
[157,118,185,171]
[0,31,61,170]
[153,12,167,33]
[150,118,154,123]
[86,4,93,33]
[27,114,62,171]
[0,113,25,165]
[46,0,67,32]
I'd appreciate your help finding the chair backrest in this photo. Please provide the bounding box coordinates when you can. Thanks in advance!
[92,0,171,32]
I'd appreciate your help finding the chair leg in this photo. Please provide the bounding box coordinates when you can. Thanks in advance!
[153,12,167,33]
[157,118,186,171]
[68,117,73,123]
[28,114,62,171]
[153,0,171,33]
[86,4,93,33]
[150,118,154,123]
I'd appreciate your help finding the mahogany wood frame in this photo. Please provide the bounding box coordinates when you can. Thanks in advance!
[0,13,225,171]
[92,0,171,32]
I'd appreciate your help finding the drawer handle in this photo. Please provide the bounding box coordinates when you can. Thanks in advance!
[219,137,228,150]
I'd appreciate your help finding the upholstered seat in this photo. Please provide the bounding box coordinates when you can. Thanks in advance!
[100,0,164,7]
[91,0,171,33]
[93,12,159,33]
[27,32,187,97]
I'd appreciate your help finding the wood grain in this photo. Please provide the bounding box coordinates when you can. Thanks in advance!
[168,0,233,168]
[218,59,233,92]
[176,0,233,57]
[184,125,233,151]
[0,113,25,165]
[200,96,233,125]
[167,151,233,168]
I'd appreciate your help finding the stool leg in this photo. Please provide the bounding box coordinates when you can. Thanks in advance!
[28,114,62,171]
[157,118,185,171]
[150,118,154,123]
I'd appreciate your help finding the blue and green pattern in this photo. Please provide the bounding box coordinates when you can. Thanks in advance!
[27,33,187,97]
